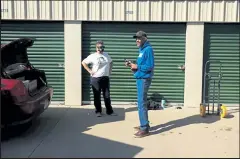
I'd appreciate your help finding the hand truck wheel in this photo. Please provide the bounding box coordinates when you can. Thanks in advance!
[220,105,227,118]
[200,103,206,117]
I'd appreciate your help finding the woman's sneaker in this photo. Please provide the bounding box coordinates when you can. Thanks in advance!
[107,112,118,116]
[96,112,102,117]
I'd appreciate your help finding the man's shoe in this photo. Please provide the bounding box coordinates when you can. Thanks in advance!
[134,130,150,138]
[134,126,140,131]
[134,126,150,131]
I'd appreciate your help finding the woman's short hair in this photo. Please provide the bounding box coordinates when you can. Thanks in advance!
[96,40,104,45]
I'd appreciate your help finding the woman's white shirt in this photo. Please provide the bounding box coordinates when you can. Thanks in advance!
[82,52,112,77]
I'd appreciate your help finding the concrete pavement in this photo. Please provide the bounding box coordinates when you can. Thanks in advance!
[1,105,239,158]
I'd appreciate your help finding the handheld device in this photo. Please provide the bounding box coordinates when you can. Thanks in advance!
[124,58,132,66]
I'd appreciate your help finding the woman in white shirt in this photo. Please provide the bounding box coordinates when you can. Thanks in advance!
[82,41,117,117]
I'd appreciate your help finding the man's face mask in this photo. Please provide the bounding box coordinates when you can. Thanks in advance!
[97,45,105,52]
[136,37,147,47]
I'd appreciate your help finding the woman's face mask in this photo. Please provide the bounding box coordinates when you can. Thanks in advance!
[96,45,105,52]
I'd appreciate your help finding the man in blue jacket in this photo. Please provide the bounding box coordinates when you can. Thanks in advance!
[126,31,154,138]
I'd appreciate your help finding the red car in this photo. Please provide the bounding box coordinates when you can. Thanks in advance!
[1,38,53,129]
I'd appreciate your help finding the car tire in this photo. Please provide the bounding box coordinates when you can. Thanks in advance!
[1,121,33,141]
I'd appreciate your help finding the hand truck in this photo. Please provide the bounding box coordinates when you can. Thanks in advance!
[200,60,227,118]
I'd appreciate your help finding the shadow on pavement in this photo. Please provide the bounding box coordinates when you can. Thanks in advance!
[125,106,174,113]
[227,108,239,115]
[125,106,138,112]
[149,114,229,135]
[1,106,143,158]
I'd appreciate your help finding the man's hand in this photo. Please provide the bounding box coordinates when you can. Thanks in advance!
[130,63,138,70]
[131,68,137,73]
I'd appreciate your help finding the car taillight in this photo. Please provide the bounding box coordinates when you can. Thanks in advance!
[11,80,28,103]
[1,79,28,103]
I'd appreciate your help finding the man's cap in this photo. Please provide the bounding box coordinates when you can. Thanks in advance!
[133,31,147,38]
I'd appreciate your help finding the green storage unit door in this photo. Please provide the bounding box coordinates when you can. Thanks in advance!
[1,20,65,102]
[203,24,240,105]
[82,22,186,104]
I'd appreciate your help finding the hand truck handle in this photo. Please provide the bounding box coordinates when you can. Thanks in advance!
[204,60,222,75]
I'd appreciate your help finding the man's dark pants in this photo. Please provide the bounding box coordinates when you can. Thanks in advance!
[91,76,113,114]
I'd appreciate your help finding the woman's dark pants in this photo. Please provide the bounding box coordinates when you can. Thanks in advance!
[91,76,113,115]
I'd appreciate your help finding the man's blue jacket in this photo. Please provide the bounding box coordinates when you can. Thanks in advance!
[134,41,154,79]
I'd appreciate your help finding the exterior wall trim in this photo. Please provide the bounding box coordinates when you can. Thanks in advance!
[64,21,82,106]
[184,22,205,108]
[2,0,239,22]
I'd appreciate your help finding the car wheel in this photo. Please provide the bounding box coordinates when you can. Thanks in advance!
[1,121,33,141]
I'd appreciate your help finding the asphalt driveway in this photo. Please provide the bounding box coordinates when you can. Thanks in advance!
[1,105,239,158]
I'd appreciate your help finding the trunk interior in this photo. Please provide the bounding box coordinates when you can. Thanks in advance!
[4,66,48,96]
